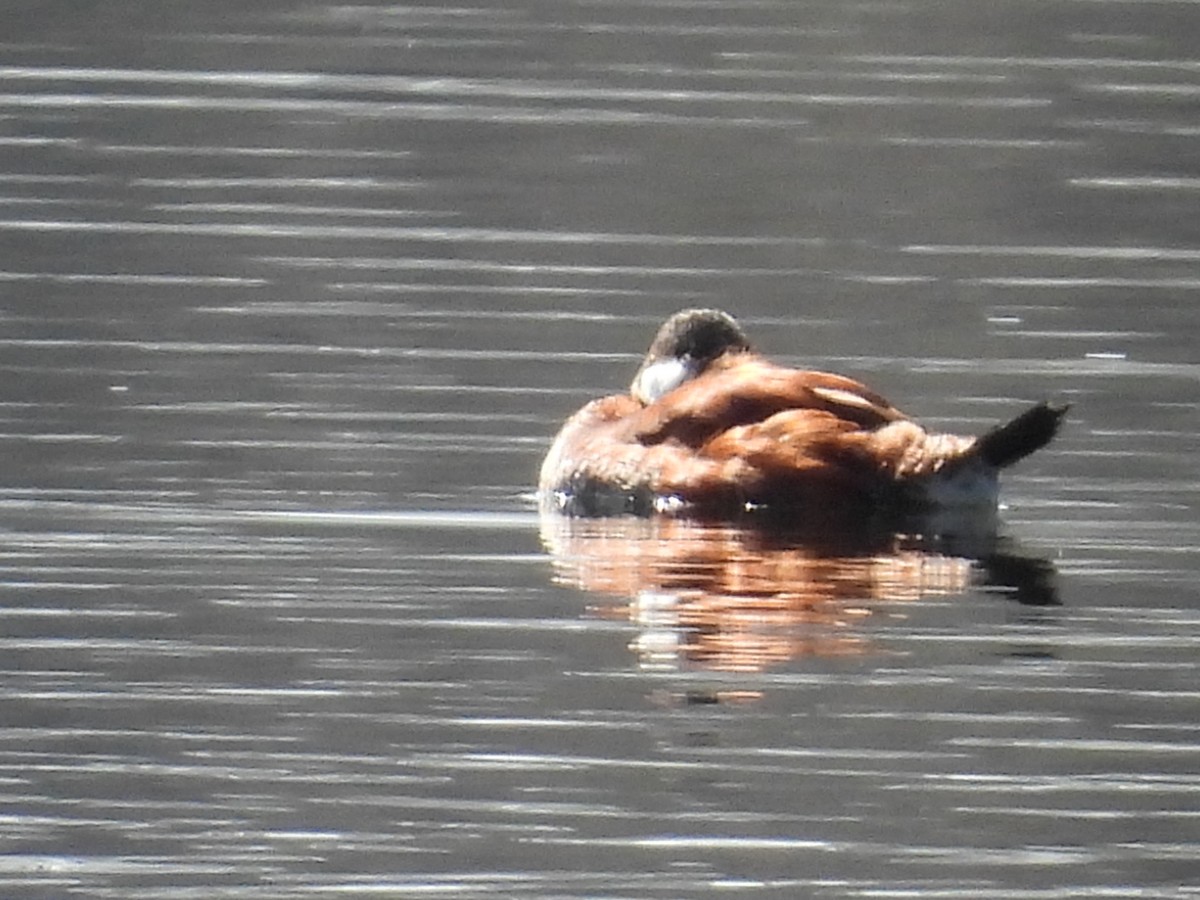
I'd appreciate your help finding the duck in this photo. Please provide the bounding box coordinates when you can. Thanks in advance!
[539,308,1067,517]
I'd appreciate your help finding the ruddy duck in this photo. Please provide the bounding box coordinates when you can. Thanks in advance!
[539,308,1068,517]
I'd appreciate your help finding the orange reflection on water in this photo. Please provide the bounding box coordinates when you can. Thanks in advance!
[541,513,991,673]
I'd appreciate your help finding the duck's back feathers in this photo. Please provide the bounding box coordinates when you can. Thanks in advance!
[630,356,905,447]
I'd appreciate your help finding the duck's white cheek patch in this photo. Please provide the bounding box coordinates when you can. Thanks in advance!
[633,358,697,404]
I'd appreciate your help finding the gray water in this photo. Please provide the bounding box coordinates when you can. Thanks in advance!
[1,1,1198,897]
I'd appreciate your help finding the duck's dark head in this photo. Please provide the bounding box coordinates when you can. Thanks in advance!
[630,308,751,405]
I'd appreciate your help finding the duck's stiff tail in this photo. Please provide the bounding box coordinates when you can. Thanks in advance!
[974,401,1069,469]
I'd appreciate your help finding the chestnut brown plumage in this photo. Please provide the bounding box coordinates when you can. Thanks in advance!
[540,309,1067,517]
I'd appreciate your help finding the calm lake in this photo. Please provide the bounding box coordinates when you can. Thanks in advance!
[0,1,1197,897]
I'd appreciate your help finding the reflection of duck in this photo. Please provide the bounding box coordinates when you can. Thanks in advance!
[541,512,1058,674]
[540,309,1067,517]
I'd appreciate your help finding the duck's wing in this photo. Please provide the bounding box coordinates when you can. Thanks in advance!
[630,356,907,447]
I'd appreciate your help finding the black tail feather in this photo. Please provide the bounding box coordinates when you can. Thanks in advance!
[975,401,1069,469]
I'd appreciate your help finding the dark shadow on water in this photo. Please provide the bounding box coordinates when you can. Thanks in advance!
[540,506,1059,675]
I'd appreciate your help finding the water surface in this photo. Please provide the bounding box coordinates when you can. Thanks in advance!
[0,1,1197,897]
